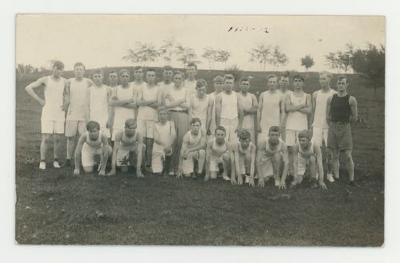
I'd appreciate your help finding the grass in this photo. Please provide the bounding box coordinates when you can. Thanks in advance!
[15,71,384,245]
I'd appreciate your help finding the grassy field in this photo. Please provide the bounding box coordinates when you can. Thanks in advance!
[15,70,384,245]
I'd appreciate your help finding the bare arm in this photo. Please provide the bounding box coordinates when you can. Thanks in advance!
[63,80,70,111]
[292,145,299,180]
[186,132,207,153]
[298,94,312,114]
[279,96,287,129]
[109,133,121,173]
[25,77,46,106]
[280,144,289,185]
[250,144,256,178]
[349,96,358,122]
[285,95,305,112]
[237,98,244,130]
[206,98,213,132]
[74,134,87,173]
[314,145,324,184]
[215,95,222,126]
[257,94,264,131]
[136,132,144,176]
[326,96,332,124]
[311,92,317,126]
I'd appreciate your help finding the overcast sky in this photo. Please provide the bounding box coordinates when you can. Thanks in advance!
[16,15,385,72]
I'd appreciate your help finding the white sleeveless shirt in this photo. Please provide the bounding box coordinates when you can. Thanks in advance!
[220,91,238,119]
[313,89,336,129]
[113,84,135,124]
[41,76,66,121]
[89,84,110,123]
[286,92,308,131]
[190,94,210,123]
[260,90,281,129]
[67,78,91,121]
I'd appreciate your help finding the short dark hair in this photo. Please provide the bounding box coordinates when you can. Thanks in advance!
[190,117,202,125]
[174,70,185,78]
[92,69,104,76]
[281,71,290,78]
[298,129,311,140]
[186,62,197,69]
[146,68,156,74]
[73,62,85,69]
[337,75,350,84]
[213,75,225,82]
[134,66,143,71]
[86,121,100,132]
[268,126,280,134]
[125,118,137,128]
[267,74,278,81]
[293,74,304,82]
[238,129,251,140]
[163,65,173,71]
[119,69,130,76]
[109,70,118,76]
[215,126,226,134]
[240,77,250,83]
[52,60,64,70]
[196,79,207,89]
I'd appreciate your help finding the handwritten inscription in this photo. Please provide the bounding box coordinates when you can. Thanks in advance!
[227,26,270,33]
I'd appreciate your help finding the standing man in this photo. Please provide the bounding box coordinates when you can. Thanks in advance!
[278,72,292,141]
[107,70,119,133]
[215,75,243,146]
[237,77,258,143]
[184,62,198,96]
[311,71,337,182]
[189,79,213,133]
[64,62,93,167]
[157,65,175,108]
[130,66,146,119]
[257,74,285,142]
[208,75,225,136]
[285,75,312,174]
[326,76,358,186]
[136,68,160,171]
[25,60,66,169]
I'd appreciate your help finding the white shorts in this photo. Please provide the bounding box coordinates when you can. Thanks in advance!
[257,156,275,179]
[208,152,230,172]
[220,117,238,146]
[285,129,300,147]
[151,143,173,173]
[65,120,87,137]
[137,119,155,139]
[116,145,140,167]
[181,149,206,174]
[312,127,329,147]
[297,154,309,176]
[81,143,102,167]
[41,119,64,134]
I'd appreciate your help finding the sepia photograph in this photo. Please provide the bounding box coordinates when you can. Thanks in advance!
[15,14,385,246]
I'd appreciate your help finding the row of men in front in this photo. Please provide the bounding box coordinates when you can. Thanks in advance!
[25,61,358,186]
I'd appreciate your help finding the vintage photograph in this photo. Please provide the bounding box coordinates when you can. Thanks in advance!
[15,15,384,245]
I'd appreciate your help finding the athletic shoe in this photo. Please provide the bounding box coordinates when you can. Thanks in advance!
[39,161,46,170]
[53,160,61,169]
[274,179,280,187]
[326,173,335,183]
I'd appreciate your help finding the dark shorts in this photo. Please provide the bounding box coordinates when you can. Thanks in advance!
[327,122,353,151]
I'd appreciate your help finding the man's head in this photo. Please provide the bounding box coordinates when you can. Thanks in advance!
[238,129,251,149]
[73,62,85,79]
[196,79,207,98]
[158,109,169,123]
[319,71,332,88]
[267,74,278,91]
[239,77,250,93]
[92,69,104,86]
[190,118,202,135]
[293,75,305,90]
[162,66,174,83]
[145,68,156,85]
[51,60,64,78]
[133,66,144,82]
[124,118,137,137]
[173,71,184,87]
[86,121,100,141]
[108,71,118,86]
[279,72,290,91]
[119,69,130,85]
[224,76,234,93]
[185,62,197,80]
[337,76,349,93]
[298,129,312,149]
[268,126,281,146]
[215,126,226,144]
[213,75,224,93]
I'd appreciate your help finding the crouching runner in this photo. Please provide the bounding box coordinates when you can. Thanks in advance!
[256,126,289,189]
[231,129,256,186]
[73,121,112,176]
[291,130,327,189]
[108,118,144,177]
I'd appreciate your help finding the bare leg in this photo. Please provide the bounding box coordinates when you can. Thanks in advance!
[344,150,355,182]
[272,153,282,186]
[40,134,51,161]
[331,148,340,179]
[197,150,206,174]
[66,136,76,160]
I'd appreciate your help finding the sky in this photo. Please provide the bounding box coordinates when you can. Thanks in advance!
[16,15,385,72]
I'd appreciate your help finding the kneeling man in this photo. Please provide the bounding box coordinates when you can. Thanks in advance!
[73,121,112,176]
[231,129,256,186]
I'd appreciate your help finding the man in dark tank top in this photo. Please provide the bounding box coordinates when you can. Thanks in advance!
[326,76,358,186]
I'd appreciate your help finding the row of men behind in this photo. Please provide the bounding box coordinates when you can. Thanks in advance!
[25,61,359,188]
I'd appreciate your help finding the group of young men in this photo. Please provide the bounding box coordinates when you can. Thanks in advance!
[25,60,359,189]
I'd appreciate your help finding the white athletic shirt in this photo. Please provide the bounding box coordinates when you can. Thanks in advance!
[89,84,110,124]
[67,78,91,121]
[184,79,197,96]
[313,89,336,129]
[190,94,211,124]
[84,131,104,149]
[113,84,135,128]
[208,92,218,132]
[165,86,189,111]
[220,91,238,119]
[137,83,159,121]
[41,76,66,121]
[157,81,174,106]
[298,142,315,158]
[286,92,308,131]
[260,90,282,130]
[154,121,174,147]
[237,92,254,114]
[210,138,228,157]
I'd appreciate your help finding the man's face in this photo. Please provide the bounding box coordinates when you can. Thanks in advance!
[337,79,348,93]
[74,66,85,79]
[215,129,226,144]
[239,81,250,93]
[125,124,137,137]
[109,73,118,85]
[173,74,183,86]
[134,68,144,81]
[88,128,100,141]
[163,70,173,82]
[191,121,201,135]
[224,79,234,92]
[279,77,289,89]
[319,73,331,87]
[158,111,168,123]
[186,66,197,79]
[120,73,130,85]
[92,73,103,86]
[196,85,207,97]
[267,77,278,91]
[213,81,224,93]
[239,138,250,149]
[293,78,304,90]
[268,131,280,146]
[299,137,310,149]
[52,67,63,78]
[146,71,156,84]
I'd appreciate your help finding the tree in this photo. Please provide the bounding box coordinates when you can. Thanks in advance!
[301,55,315,71]
[269,46,288,67]
[202,48,217,69]
[175,45,200,67]
[249,44,271,70]
[159,38,176,63]
[122,42,160,66]
[351,44,385,95]
[215,49,231,67]
[325,43,354,72]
